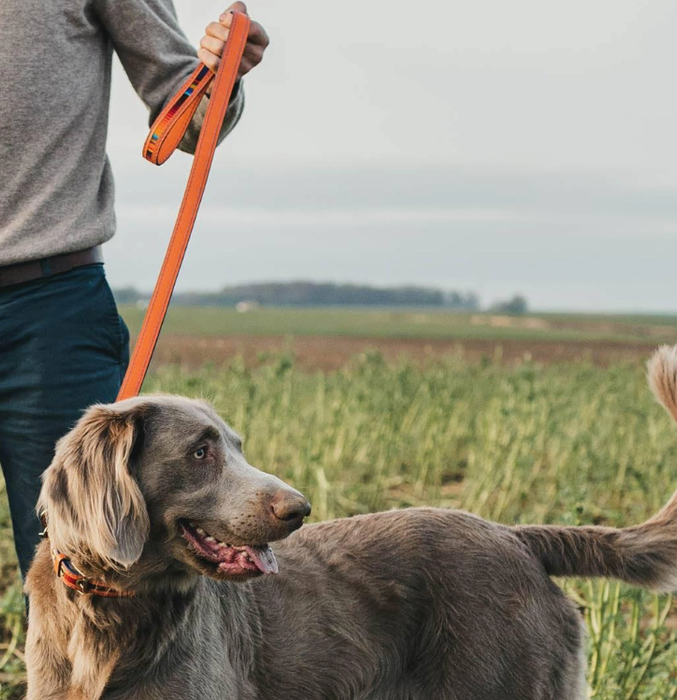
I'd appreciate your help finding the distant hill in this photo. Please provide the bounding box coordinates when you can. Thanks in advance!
[113,281,483,310]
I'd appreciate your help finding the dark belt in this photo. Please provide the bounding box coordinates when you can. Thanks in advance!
[0,246,103,289]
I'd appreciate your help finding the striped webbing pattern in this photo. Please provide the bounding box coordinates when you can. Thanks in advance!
[143,64,212,163]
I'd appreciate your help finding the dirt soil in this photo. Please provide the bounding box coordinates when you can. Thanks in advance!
[149,335,657,371]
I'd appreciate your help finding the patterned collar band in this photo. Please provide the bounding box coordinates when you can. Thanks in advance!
[39,511,134,599]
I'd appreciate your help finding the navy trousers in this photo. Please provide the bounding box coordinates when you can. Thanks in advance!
[0,263,129,579]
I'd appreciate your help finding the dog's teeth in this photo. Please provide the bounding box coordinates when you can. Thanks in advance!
[196,527,206,535]
[205,536,216,543]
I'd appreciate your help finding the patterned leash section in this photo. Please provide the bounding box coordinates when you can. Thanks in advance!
[117,11,251,402]
[143,64,213,165]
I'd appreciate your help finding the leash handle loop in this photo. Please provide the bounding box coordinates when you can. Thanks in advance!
[117,12,251,402]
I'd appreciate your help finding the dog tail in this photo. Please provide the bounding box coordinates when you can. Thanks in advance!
[513,345,677,592]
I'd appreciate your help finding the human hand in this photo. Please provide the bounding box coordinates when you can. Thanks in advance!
[198,2,269,80]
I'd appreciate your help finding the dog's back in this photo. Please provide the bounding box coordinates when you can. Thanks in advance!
[252,508,588,700]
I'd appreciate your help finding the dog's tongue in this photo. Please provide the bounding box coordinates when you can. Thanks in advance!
[244,545,278,575]
[215,544,278,575]
[182,522,279,575]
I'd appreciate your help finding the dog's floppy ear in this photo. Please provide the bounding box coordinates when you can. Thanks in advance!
[39,400,150,569]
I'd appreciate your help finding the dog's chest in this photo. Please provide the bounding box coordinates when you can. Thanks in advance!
[101,628,259,700]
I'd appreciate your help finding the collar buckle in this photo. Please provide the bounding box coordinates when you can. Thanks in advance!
[76,578,92,595]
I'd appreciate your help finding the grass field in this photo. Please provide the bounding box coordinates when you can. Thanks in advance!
[120,305,677,344]
[3,311,677,697]
[121,305,677,372]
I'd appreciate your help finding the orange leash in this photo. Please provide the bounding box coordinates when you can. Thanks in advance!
[117,11,251,401]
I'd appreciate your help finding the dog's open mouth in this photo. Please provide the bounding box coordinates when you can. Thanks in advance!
[178,520,278,577]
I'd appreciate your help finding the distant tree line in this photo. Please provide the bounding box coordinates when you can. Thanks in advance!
[114,282,483,309]
[113,282,527,313]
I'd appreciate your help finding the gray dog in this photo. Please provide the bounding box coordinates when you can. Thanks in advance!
[25,346,677,700]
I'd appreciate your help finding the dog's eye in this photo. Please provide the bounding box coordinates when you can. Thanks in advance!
[193,446,207,460]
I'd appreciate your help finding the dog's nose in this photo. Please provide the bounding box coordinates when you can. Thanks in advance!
[270,491,312,523]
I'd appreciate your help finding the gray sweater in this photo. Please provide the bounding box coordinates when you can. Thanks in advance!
[0,0,244,266]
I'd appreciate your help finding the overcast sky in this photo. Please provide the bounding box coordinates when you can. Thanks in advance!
[105,0,677,312]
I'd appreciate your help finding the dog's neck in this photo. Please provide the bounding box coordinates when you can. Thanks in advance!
[25,541,262,700]
[38,517,200,599]
[26,541,205,699]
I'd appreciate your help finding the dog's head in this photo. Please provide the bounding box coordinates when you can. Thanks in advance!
[38,395,310,584]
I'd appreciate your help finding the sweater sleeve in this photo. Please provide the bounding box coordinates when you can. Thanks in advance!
[94,0,244,154]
